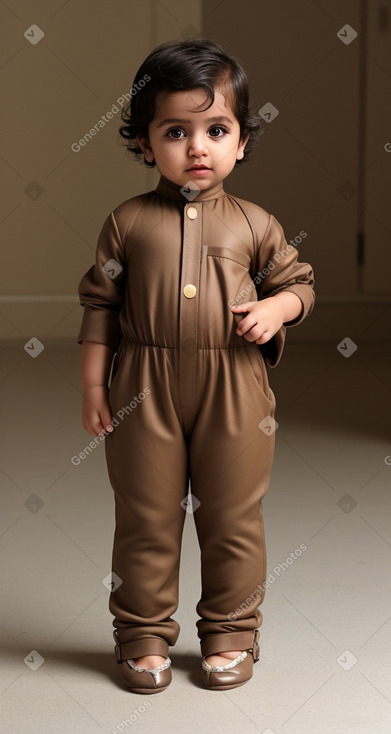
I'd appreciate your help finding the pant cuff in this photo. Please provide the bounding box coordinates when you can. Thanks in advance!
[113,631,169,662]
[200,629,260,658]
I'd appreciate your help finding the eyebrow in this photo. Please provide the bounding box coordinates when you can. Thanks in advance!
[156,116,234,128]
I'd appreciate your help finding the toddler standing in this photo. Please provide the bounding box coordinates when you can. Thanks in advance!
[77,38,315,694]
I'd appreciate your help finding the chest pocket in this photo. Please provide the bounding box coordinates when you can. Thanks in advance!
[207,246,251,269]
[203,245,257,343]
[205,245,256,314]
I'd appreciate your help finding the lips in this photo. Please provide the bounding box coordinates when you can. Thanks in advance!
[187,166,210,171]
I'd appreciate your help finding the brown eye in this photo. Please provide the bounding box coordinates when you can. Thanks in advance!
[208,125,227,138]
[167,128,184,139]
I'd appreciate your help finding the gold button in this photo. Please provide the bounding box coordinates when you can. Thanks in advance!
[186,206,198,219]
[183,283,197,298]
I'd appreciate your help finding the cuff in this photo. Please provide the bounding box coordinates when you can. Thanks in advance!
[77,306,121,352]
[274,285,315,328]
[113,630,169,662]
[258,326,286,368]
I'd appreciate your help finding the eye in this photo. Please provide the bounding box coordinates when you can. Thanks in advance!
[166,128,185,139]
[208,125,228,138]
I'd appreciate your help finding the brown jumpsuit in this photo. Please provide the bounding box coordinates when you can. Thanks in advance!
[77,174,315,661]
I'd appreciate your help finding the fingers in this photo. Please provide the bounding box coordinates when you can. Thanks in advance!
[255,331,272,345]
[235,315,270,343]
[243,327,268,343]
[84,422,113,438]
[82,403,114,438]
[99,409,114,436]
[235,314,258,338]
[92,410,114,437]
[231,302,274,343]
[82,417,110,437]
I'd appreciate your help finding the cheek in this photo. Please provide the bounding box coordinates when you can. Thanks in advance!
[215,146,237,167]
[162,141,182,156]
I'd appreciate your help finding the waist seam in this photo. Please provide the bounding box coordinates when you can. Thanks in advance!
[120,337,250,350]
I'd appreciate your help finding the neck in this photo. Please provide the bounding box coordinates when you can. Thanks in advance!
[155,174,225,202]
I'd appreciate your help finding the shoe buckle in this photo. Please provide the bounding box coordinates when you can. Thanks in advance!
[248,629,260,662]
[113,629,122,663]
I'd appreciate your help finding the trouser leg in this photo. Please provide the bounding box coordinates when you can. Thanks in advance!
[105,344,188,661]
[190,346,276,657]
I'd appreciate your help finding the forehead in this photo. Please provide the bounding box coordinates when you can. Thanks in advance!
[152,87,237,121]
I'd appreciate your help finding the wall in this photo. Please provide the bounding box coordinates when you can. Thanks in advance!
[1,0,389,343]
[0,0,202,340]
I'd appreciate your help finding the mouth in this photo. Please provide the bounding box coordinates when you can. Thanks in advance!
[186,165,211,171]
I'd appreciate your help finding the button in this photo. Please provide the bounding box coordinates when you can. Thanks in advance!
[186,206,198,219]
[183,283,197,298]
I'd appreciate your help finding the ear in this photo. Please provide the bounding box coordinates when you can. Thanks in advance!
[236,131,250,160]
[136,134,154,164]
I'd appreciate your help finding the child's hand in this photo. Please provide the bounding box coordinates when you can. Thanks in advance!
[231,292,303,344]
[82,386,115,437]
[230,298,285,345]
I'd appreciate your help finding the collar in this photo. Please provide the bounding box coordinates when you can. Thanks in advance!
[154,174,226,202]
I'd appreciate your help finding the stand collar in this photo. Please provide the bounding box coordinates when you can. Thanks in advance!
[154,174,225,202]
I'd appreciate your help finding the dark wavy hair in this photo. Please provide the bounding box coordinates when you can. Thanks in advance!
[118,38,263,167]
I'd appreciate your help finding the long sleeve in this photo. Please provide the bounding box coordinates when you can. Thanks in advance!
[253,213,315,367]
[76,211,127,353]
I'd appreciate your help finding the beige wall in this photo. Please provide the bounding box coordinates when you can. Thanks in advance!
[0,0,201,340]
[1,0,390,342]
[204,0,358,299]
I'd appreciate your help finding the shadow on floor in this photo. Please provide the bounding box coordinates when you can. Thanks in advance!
[3,643,206,691]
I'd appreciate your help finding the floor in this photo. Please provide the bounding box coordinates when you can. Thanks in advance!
[1,339,390,734]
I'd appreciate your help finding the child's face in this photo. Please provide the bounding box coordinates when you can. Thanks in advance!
[136,87,250,190]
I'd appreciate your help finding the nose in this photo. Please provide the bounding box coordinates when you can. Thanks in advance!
[187,132,208,158]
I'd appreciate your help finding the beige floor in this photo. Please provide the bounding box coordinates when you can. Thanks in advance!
[1,339,390,734]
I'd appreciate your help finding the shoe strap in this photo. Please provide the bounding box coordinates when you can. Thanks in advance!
[202,650,248,672]
[126,657,171,674]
